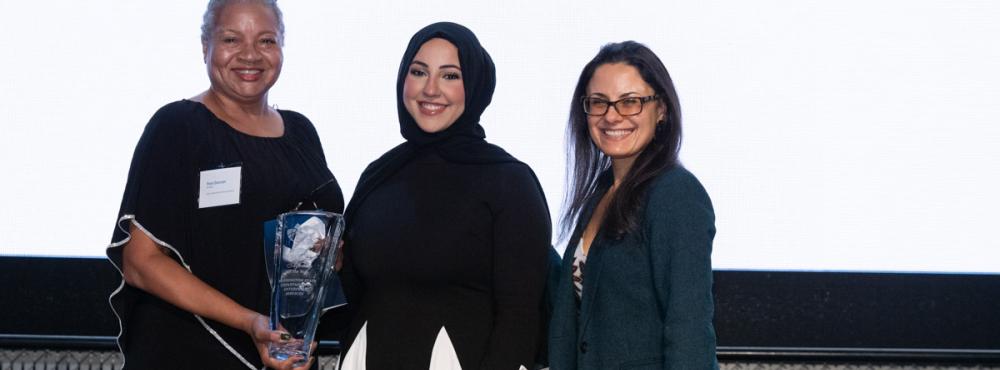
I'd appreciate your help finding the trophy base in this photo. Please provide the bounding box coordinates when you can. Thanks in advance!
[270,339,309,367]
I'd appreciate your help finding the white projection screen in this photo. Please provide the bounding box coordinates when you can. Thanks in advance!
[1,1,998,274]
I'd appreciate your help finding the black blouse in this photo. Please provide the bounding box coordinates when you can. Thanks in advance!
[107,100,343,370]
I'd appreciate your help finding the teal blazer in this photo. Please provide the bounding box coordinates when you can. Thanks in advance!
[548,166,718,369]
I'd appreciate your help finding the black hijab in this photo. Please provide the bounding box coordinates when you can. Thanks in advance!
[344,22,520,224]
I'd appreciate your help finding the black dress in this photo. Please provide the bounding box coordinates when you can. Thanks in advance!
[106,100,343,370]
[341,151,550,369]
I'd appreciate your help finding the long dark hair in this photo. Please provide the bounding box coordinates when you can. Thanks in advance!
[561,41,683,241]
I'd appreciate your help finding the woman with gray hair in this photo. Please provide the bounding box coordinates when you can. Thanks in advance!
[106,1,342,369]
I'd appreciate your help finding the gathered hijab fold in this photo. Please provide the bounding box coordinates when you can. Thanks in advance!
[345,22,521,224]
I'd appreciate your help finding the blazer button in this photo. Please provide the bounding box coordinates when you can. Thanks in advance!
[579,341,588,354]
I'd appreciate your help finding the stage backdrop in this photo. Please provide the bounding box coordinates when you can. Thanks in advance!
[2,1,999,273]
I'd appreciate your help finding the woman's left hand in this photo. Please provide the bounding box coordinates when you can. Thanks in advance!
[248,313,318,370]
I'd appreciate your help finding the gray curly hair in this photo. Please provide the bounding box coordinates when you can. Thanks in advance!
[200,0,285,46]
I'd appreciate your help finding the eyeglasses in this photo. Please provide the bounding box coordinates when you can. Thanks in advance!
[582,95,659,116]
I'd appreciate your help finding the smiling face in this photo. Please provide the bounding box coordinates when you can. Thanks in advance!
[586,63,665,169]
[402,38,466,133]
[203,2,283,105]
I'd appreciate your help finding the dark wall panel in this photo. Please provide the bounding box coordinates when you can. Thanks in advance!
[2,257,999,360]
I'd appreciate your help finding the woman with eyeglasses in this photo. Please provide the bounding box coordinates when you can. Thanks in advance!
[336,22,551,369]
[548,41,718,369]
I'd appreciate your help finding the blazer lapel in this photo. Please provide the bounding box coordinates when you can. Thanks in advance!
[578,228,609,339]
[573,188,608,341]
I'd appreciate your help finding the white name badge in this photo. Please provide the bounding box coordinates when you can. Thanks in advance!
[199,166,241,208]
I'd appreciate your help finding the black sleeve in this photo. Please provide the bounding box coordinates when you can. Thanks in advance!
[480,164,552,370]
[106,103,196,353]
[109,103,195,270]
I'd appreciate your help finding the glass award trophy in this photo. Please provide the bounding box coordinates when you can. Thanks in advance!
[265,210,344,366]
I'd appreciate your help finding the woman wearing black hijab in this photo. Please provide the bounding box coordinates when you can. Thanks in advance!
[337,22,551,369]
